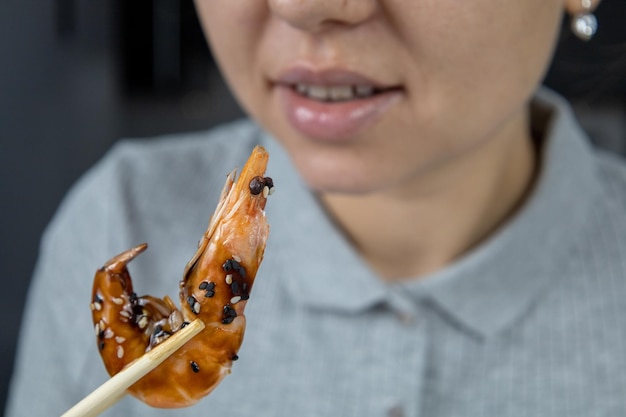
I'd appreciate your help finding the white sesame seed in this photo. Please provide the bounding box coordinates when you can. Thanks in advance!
[116,346,124,359]
[104,328,114,339]
[119,310,131,319]
[193,302,201,314]
[94,323,101,336]
[262,185,270,198]
[230,296,242,304]
[92,301,102,311]
[115,336,126,344]
[138,316,148,329]
[232,255,241,263]
[225,274,233,285]
[268,187,275,195]
[112,297,124,305]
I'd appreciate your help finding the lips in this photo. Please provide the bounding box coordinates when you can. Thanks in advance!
[273,67,403,142]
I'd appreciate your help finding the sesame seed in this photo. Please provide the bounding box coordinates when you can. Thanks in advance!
[104,328,114,339]
[186,296,196,308]
[223,259,246,278]
[230,296,242,304]
[222,305,237,324]
[249,176,264,195]
[116,346,124,359]
[231,354,239,361]
[269,187,275,196]
[193,302,201,314]
[262,185,270,198]
[225,274,233,285]
[115,336,126,344]
[112,297,124,305]
[199,281,209,290]
[190,361,200,373]
[99,342,105,351]
[232,255,241,263]
[93,301,102,311]
[94,323,101,336]
[119,310,131,319]
[138,316,148,329]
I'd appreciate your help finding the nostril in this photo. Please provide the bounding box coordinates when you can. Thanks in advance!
[268,0,379,32]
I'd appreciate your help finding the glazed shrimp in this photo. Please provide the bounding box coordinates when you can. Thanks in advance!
[90,146,273,408]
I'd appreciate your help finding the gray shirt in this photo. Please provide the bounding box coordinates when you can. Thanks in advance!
[6,89,626,416]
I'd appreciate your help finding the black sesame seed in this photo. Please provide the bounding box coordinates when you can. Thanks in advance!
[249,176,264,195]
[222,259,246,278]
[263,176,274,189]
[222,259,234,271]
[93,293,103,304]
[199,281,209,290]
[186,296,196,308]
[241,293,250,301]
[204,290,215,298]
[231,354,239,361]
[129,292,138,304]
[190,361,200,373]
[99,341,105,351]
[222,305,237,324]
[231,281,241,294]
[98,330,105,340]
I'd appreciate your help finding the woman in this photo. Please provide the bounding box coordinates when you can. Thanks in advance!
[7,0,626,416]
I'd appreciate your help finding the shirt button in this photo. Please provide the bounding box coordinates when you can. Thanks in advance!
[395,310,414,325]
[387,405,405,417]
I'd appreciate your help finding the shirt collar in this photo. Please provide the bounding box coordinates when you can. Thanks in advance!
[261,87,600,338]
[401,88,600,338]
[262,139,388,312]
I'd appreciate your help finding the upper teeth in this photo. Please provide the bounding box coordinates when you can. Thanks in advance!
[294,84,376,101]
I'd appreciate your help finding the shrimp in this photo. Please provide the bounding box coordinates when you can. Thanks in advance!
[90,146,273,408]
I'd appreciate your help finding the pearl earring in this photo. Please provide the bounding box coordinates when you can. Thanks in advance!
[571,0,598,41]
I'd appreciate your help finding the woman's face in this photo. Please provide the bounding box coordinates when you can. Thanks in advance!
[194,0,565,194]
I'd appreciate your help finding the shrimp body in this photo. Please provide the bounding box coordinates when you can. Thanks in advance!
[90,146,272,408]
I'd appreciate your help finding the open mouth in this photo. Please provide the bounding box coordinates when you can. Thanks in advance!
[291,83,399,103]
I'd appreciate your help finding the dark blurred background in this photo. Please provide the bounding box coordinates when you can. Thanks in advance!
[0,0,624,413]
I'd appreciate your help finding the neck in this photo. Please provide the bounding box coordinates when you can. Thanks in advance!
[319,110,537,281]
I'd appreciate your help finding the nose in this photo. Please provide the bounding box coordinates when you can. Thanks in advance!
[268,0,379,32]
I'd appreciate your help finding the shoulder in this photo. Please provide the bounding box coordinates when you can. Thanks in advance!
[57,118,263,219]
[103,118,264,178]
[43,117,266,264]
[594,149,626,202]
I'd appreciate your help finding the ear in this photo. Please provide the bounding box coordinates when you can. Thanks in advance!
[564,0,601,15]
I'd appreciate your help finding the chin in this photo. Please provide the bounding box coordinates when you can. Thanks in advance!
[292,155,385,195]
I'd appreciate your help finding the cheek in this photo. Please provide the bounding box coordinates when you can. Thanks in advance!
[194,2,268,109]
[395,1,563,143]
